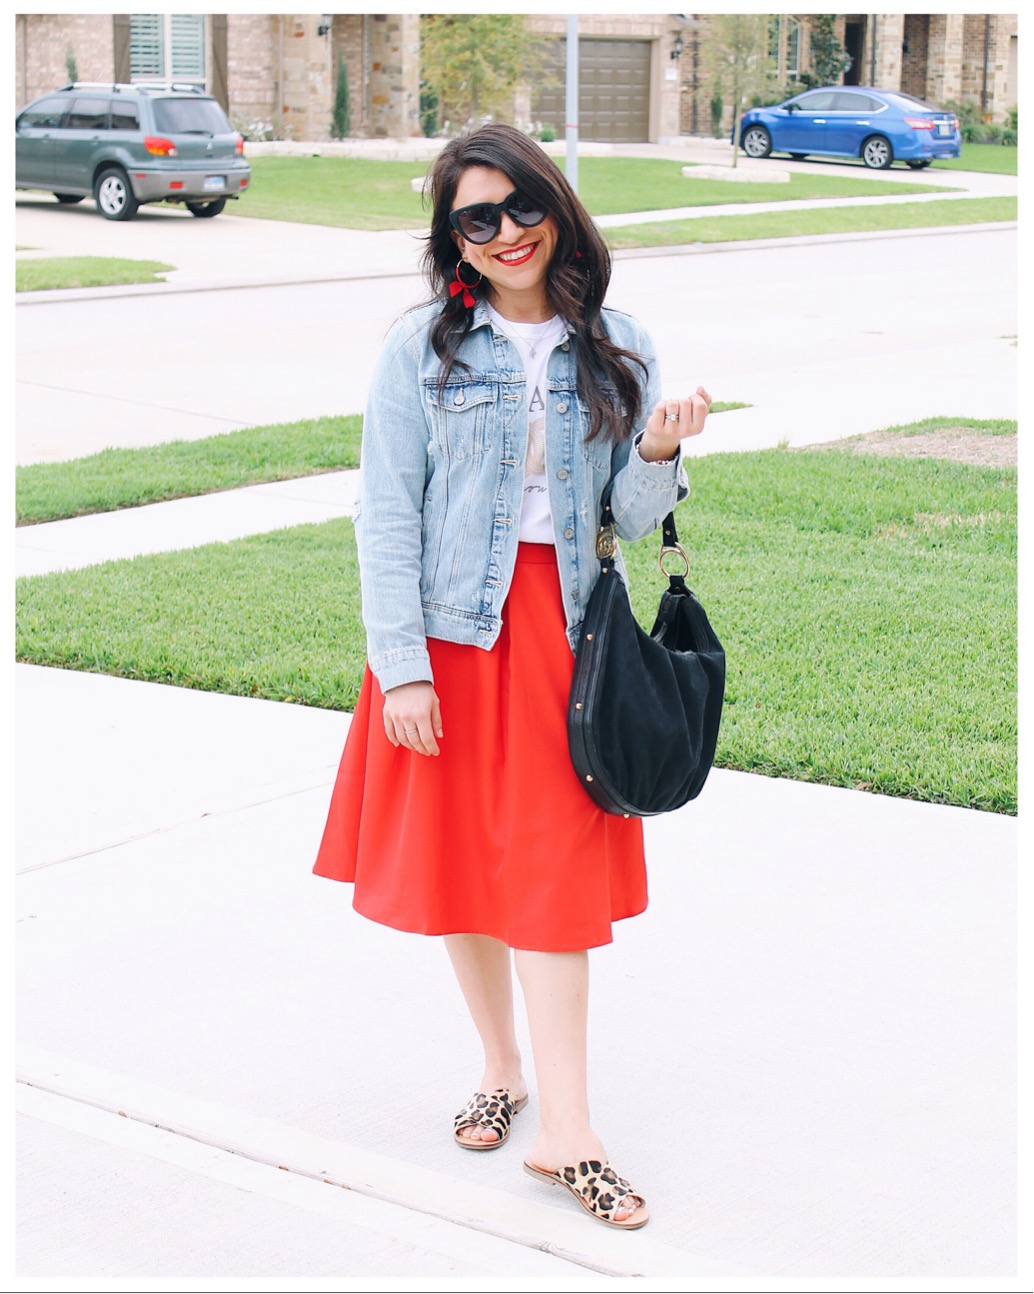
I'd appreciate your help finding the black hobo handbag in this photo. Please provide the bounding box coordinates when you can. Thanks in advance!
[567,488,726,817]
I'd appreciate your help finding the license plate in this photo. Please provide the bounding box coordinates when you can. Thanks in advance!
[936,123,951,136]
[204,175,226,191]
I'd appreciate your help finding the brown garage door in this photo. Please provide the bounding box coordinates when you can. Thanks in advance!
[532,37,651,143]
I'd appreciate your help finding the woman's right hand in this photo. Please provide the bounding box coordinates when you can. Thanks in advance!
[383,681,443,756]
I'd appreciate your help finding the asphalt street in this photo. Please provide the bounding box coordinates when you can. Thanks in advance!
[15,157,1018,464]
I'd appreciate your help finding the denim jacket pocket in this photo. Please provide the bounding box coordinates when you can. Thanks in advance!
[424,380,498,461]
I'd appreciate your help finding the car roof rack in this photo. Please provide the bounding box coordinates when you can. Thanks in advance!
[59,80,208,96]
[131,81,208,95]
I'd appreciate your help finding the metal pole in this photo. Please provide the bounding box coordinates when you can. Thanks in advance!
[565,13,578,193]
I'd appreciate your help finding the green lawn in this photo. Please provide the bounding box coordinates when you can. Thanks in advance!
[13,403,742,525]
[15,256,174,292]
[604,196,1016,250]
[932,141,1018,175]
[16,415,364,524]
[15,428,1017,813]
[238,154,951,229]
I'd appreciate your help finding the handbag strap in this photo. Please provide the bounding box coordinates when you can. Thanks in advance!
[597,482,688,579]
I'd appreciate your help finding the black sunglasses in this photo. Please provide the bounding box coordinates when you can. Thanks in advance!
[448,189,547,244]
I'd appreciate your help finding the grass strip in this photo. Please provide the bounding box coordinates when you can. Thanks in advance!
[15,444,1016,813]
[16,415,364,525]
[15,405,744,525]
[604,196,1016,250]
[238,155,946,228]
[16,256,175,292]
[932,142,1018,175]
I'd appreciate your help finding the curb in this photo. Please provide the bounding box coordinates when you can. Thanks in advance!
[18,1044,755,1280]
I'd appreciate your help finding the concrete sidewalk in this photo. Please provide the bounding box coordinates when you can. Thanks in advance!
[13,473,1020,1281]
[15,659,1018,1281]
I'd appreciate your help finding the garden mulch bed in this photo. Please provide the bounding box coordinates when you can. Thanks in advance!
[809,425,1016,468]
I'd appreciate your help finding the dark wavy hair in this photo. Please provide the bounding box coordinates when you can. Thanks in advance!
[421,123,645,442]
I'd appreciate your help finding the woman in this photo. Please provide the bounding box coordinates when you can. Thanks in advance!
[314,123,711,1229]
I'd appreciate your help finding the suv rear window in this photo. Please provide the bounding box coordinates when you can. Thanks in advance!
[152,98,233,135]
[111,101,141,130]
[66,97,111,130]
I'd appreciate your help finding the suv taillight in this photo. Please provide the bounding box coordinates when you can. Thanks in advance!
[144,135,179,156]
[903,117,935,131]
[235,134,245,156]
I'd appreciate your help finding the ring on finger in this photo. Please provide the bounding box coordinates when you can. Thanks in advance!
[404,725,418,734]
[664,411,679,423]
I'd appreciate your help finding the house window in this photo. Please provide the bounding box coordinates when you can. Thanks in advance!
[785,17,800,79]
[130,14,206,85]
[769,15,802,82]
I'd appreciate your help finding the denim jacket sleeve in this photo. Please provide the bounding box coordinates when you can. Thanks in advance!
[354,314,435,693]
[605,318,689,541]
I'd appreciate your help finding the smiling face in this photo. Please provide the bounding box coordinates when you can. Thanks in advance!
[451,166,558,322]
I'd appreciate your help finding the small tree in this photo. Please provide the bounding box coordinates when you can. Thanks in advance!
[65,43,78,84]
[711,14,774,166]
[803,15,851,88]
[331,50,350,139]
[420,14,539,133]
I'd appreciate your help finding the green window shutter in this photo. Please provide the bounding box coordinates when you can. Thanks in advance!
[170,14,205,81]
[130,14,164,78]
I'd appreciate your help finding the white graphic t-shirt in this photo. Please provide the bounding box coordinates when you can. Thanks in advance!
[487,304,567,544]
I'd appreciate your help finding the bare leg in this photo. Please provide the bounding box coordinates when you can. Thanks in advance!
[445,933,527,1144]
[515,948,642,1224]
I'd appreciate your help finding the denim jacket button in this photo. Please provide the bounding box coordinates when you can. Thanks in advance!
[564,527,575,540]
[556,468,569,480]
[561,341,570,351]
[556,401,569,414]
[453,392,465,406]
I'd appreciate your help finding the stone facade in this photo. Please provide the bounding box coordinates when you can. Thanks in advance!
[15,13,113,107]
[366,14,421,138]
[15,12,1019,136]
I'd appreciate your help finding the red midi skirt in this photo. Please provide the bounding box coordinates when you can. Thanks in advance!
[312,543,647,951]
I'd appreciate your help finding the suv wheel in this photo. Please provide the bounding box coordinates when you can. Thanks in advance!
[185,198,227,218]
[94,167,140,221]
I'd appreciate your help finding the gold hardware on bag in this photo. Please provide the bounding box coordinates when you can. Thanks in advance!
[659,542,690,578]
[595,525,616,559]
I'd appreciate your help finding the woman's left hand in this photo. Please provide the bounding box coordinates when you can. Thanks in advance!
[638,386,712,462]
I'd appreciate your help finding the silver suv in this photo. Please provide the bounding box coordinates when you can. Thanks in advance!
[15,81,251,221]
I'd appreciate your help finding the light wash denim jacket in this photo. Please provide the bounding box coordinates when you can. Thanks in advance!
[355,298,688,692]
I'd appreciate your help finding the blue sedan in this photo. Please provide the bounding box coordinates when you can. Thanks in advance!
[736,86,961,169]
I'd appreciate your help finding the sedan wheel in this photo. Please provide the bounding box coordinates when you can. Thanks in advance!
[94,167,140,221]
[861,135,894,169]
[741,125,772,159]
[185,198,227,218]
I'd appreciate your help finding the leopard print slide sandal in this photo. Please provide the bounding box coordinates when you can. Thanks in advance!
[523,1158,649,1229]
[453,1088,529,1150]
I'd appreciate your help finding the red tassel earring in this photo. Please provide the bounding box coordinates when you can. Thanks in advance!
[449,258,482,308]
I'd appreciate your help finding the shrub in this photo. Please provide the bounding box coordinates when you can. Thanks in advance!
[710,89,724,137]
[331,50,350,139]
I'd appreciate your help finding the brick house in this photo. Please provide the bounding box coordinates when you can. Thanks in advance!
[14,13,1018,143]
